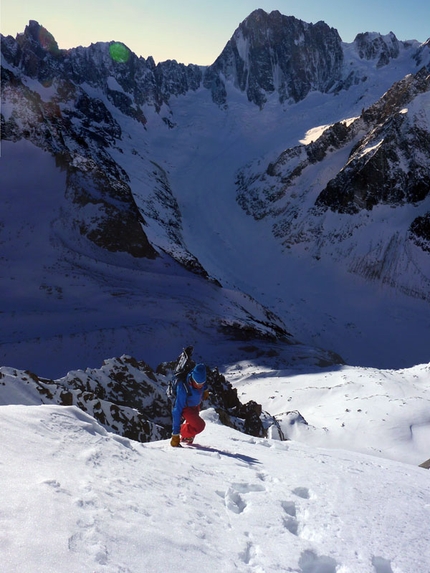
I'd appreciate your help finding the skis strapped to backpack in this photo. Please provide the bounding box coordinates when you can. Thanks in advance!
[166,346,194,402]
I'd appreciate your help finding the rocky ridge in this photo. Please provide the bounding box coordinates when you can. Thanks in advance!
[204,9,344,108]
[1,12,425,115]
[0,353,286,442]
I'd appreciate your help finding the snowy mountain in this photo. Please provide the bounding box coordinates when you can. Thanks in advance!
[1,11,430,371]
[236,67,430,301]
[1,12,430,571]
[1,351,429,465]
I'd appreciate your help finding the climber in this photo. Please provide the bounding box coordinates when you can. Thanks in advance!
[170,363,209,447]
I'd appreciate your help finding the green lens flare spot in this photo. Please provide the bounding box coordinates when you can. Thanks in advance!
[109,42,130,63]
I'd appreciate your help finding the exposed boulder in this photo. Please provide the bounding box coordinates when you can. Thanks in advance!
[410,213,430,252]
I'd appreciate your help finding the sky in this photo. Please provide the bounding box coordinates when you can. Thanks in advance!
[1,0,430,65]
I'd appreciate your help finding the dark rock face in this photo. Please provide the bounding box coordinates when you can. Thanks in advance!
[0,21,207,261]
[234,61,430,301]
[1,12,426,117]
[13,20,62,81]
[236,118,358,220]
[410,214,430,252]
[316,67,430,214]
[354,31,401,68]
[414,39,430,67]
[0,357,170,442]
[4,20,202,113]
[204,9,344,107]
[1,62,158,259]
[239,64,430,220]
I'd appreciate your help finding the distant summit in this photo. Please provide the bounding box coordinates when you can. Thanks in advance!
[201,9,424,108]
[204,10,343,107]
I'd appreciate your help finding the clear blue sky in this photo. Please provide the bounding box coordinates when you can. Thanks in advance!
[2,0,429,65]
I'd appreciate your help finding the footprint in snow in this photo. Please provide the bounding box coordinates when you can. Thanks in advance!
[299,549,338,573]
[292,486,311,499]
[372,556,394,573]
[222,482,266,514]
[42,479,71,496]
[281,500,299,536]
[224,487,247,514]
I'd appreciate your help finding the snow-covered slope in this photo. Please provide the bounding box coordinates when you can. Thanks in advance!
[2,353,428,466]
[229,361,430,466]
[1,404,429,573]
[139,86,430,369]
[0,139,311,377]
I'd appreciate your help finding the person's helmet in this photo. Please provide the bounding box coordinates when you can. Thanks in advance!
[191,363,206,386]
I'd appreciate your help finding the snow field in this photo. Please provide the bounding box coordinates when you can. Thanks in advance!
[1,404,429,573]
[229,362,430,466]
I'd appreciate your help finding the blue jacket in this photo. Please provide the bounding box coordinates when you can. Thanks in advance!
[172,373,207,435]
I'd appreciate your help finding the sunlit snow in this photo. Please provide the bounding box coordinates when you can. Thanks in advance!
[1,403,430,573]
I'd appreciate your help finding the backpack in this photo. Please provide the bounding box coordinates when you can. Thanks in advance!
[166,346,194,402]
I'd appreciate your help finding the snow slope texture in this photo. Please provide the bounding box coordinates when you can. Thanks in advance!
[1,404,429,573]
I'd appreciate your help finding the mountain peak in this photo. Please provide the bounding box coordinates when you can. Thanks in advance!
[18,20,60,54]
[238,9,307,40]
[205,10,343,107]
[241,8,282,24]
[354,30,401,66]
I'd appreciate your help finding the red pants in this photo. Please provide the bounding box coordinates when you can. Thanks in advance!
[180,406,206,439]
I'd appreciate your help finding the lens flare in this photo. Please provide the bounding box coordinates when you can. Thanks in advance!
[109,42,131,63]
